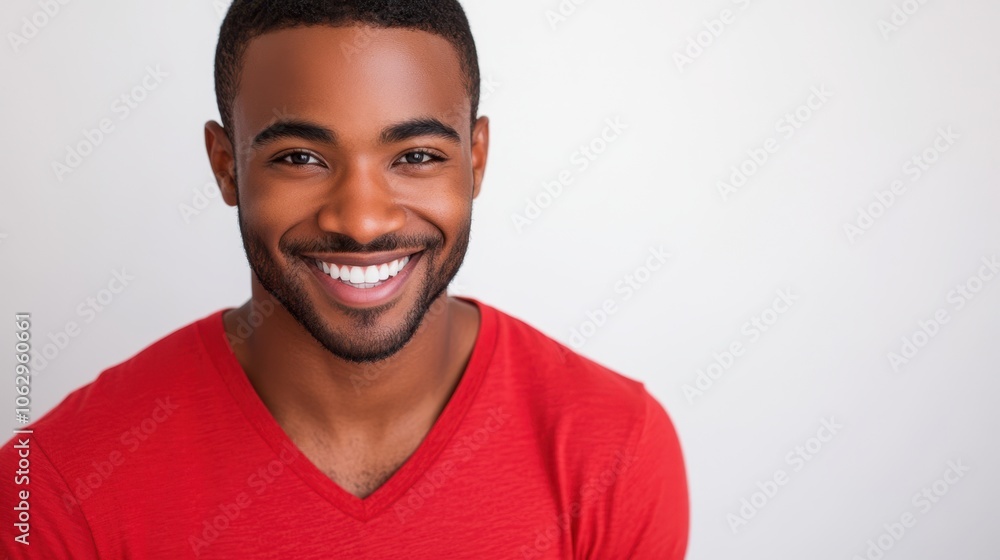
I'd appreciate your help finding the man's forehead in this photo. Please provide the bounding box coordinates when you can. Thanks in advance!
[232,25,470,142]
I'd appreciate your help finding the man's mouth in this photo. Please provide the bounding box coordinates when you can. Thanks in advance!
[311,253,417,289]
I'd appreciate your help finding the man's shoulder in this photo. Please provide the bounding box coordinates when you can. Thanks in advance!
[482,299,657,433]
[487,300,647,393]
[7,309,226,464]
[480,300,678,499]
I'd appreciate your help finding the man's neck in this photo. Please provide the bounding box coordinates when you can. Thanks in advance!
[222,289,481,445]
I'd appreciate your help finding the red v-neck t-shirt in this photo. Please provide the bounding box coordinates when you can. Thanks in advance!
[1,297,688,559]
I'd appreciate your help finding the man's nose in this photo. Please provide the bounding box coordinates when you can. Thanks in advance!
[316,163,406,246]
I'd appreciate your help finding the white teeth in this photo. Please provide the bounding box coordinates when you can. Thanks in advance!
[315,253,417,288]
[349,267,365,284]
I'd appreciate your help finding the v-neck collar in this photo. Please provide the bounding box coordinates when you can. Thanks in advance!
[195,296,498,522]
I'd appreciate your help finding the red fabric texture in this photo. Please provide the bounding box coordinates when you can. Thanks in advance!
[2,297,688,559]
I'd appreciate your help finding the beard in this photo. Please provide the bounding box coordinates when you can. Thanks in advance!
[236,207,472,364]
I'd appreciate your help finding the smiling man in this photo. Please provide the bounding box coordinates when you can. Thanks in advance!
[1,1,688,558]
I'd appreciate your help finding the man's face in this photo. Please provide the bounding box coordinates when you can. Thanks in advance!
[211,25,488,363]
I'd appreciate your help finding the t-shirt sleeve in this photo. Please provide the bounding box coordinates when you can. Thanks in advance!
[601,389,690,559]
[1,435,100,559]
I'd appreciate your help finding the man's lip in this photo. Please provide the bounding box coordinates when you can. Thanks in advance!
[308,250,422,308]
[302,250,423,268]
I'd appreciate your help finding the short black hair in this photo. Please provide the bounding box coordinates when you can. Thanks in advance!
[214,0,480,143]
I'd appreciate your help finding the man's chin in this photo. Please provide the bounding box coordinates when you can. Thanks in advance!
[291,278,438,364]
[309,307,426,364]
[245,236,459,364]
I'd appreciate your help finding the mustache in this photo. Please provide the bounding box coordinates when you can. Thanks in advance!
[282,232,442,255]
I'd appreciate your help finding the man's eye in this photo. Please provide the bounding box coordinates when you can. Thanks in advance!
[279,152,321,166]
[398,150,443,165]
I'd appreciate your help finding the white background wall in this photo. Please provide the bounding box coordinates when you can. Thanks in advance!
[2,0,998,557]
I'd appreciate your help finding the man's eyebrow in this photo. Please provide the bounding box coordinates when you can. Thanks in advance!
[379,118,461,145]
[250,117,461,149]
[252,120,337,149]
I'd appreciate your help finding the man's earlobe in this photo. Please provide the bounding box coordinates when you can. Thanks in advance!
[204,120,239,207]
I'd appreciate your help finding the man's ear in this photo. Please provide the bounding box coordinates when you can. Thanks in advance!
[470,115,489,200]
[204,120,238,206]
